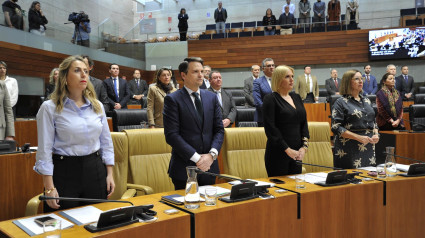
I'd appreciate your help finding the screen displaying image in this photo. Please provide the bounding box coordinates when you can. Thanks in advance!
[369,27,425,60]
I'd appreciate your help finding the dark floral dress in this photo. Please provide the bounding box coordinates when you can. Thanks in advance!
[331,95,377,169]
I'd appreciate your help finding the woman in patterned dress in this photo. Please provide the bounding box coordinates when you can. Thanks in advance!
[331,70,379,169]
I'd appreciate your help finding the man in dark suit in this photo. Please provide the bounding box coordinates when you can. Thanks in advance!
[200,65,211,89]
[103,63,131,111]
[278,5,296,35]
[128,69,148,106]
[208,71,236,128]
[387,64,403,94]
[325,69,341,97]
[243,65,260,107]
[396,65,415,100]
[163,57,224,190]
[253,58,274,126]
[82,56,109,112]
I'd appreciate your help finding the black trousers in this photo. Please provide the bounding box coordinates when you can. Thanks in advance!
[179,28,187,41]
[303,92,315,103]
[172,174,215,190]
[43,151,107,212]
[77,39,90,47]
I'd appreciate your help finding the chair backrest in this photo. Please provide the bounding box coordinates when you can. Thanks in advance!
[226,88,245,97]
[212,33,225,39]
[110,132,129,200]
[329,95,342,110]
[126,129,174,194]
[233,96,246,107]
[303,122,334,173]
[400,8,416,16]
[414,94,425,104]
[319,88,329,97]
[238,122,258,127]
[418,87,425,94]
[244,21,256,28]
[206,24,216,30]
[231,22,243,29]
[112,109,148,132]
[235,108,256,127]
[221,128,268,179]
[409,105,425,131]
[366,94,377,106]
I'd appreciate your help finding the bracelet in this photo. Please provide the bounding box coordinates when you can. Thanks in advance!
[45,187,56,194]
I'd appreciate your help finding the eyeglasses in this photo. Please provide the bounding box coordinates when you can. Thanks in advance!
[265,64,275,68]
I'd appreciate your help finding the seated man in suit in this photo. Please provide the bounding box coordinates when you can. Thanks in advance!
[200,65,211,89]
[396,65,415,101]
[81,56,109,112]
[208,71,236,128]
[253,58,274,126]
[387,64,404,95]
[295,66,319,103]
[244,65,260,107]
[163,57,224,190]
[103,63,131,111]
[362,65,378,95]
[128,69,148,106]
[278,5,296,35]
[325,69,341,98]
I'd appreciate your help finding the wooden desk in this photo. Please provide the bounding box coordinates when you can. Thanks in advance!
[273,173,386,238]
[377,131,425,164]
[0,153,43,222]
[155,183,300,238]
[13,118,113,147]
[0,196,190,238]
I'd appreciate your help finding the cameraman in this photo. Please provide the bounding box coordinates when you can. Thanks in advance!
[71,12,91,47]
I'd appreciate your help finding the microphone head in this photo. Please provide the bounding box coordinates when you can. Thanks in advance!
[38,195,47,200]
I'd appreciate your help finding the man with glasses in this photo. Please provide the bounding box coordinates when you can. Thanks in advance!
[253,58,274,126]
[295,66,319,103]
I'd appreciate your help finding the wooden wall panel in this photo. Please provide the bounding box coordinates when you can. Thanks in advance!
[188,30,372,68]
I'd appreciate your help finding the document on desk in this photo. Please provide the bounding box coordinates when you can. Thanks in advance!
[199,185,231,197]
[289,173,328,184]
[360,164,410,172]
[58,206,102,225]
[12,213,73,236]
[229,179,275,187]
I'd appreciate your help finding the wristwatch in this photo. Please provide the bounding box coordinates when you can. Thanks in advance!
[209,151,218,160]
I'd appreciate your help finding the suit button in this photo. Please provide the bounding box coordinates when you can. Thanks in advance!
[60,156,63,160]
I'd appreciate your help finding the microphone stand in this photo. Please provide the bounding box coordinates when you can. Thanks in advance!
[39,195,134,205]
[382,151,424,164]
[382,152,425,176]
[295,161,343,170]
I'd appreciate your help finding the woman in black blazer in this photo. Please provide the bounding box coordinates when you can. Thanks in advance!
[28,1,48,35]
[263,65,310,176]
[178,8,188,41]
[262,8,277,36]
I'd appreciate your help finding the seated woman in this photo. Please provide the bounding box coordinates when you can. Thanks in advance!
[35,55,115,211]
[147,68,177,128]
[262,8,277,36]
[331,70,379,169]
[263,65,309,176]
[45,68,59,100]
[376,73,404,131]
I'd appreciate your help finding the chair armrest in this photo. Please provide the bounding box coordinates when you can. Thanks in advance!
[302,166,307,174]
[220,173,242,181]
[25,193,43,216]
[127,183,154,195]
[120,189,137,199]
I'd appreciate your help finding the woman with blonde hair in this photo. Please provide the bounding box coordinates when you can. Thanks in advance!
[147,68,177,128]
[45,67,59,99]
[35,55,115,212]
[263,65,309,176]
[331,69,379,169]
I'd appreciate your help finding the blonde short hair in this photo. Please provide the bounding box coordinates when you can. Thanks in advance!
[339,69,361,95]
[48,68,59,85]
[271,65,294,92]
[50,55,101,114]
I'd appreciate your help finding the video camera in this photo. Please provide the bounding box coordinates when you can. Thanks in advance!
[68,12,90,24]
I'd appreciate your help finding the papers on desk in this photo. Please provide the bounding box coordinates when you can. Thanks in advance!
[12,213,73,236]
[229,179,275,187]
[288,173,329,184]
[58,206,103,225]
[359,164,410,172]
[199,185,231,197]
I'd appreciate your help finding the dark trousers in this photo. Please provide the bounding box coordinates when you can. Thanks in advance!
[77,39,90,47]
[179,28,187,41]
[171,174,216,190]
[43,151,107,213]
[303,92,315,103]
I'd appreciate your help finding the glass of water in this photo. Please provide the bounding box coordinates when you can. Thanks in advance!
[376,165,386,179]
[43,219,61,238]
[295,174,306,189]
[204,187,217,206]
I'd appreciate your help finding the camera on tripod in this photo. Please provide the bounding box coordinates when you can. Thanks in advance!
[68,12,90,24]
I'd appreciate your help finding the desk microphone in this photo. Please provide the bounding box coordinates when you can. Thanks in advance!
[295,161,343,170]
[382,152,425,177]
[295,161,361,186]
[39,195,134,206]
[194,169,251,183]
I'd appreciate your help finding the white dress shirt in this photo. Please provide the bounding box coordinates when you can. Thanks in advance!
[4,76,18,107]
[282,3,296,14]
[204,78,210,88]
[305,74,313,93]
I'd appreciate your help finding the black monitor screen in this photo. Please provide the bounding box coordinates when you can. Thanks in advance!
[368,27,425,60]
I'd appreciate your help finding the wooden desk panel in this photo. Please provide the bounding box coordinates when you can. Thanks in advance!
[0,196,190,238]
[377,131,425,164]
[304,103,331,123]
[0,153,43,222]
[155,183,300,238]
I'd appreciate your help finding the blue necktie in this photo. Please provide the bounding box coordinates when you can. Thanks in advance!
[137,79,139,88]
[192,92,203,125]
[113,78,119,102]
[404,75,408,84]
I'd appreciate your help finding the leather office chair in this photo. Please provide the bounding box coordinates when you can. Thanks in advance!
[409,105,425,131]
[414,94,425,104]
[235,108,256,127]
[366,94,377,106]
[112,109,148,132]
[226,89,245,97]
[303,122,334,173]
[238,122,258,127]
[126,129,174,195]
[418,87,425,94]
[233,96,246,108]
[329,95,342,111]
[319,88,329,98]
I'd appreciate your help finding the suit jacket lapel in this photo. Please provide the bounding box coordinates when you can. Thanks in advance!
[181,87,202,129]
